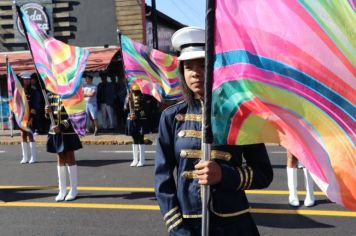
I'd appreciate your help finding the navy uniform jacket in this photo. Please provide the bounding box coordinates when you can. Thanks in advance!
[47,93,76,134]
[125,92,148,137]
[131,92,147,120]
[25,86,41,127]
[154,100,273,234]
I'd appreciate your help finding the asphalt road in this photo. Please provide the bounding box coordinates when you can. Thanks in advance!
[0,144,354,236]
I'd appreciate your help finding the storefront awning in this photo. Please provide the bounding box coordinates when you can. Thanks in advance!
[0,47,120,75]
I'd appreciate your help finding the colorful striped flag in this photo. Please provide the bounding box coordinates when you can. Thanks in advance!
[121,34,182,102]
[211,0,356,209]
[18,7,88,136]
[7,62,31,133]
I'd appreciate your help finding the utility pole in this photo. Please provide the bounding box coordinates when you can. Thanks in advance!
[152,0,158,49]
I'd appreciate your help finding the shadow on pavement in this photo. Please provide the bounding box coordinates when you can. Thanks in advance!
[271,164,288,169]
[0,188,56,202]
[76,191,155,200]
[77,159,130,167]
[251,202,335,229]
[77,159,155,167]
[30,161,57,164]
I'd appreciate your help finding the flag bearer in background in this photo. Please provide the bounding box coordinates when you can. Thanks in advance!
[19,71,38,164]
[154,27,273,236]
[45,93,82,201]
[287,152,315,207]
[125,84,148,167]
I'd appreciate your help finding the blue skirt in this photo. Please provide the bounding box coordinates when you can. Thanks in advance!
[47,133,82,154]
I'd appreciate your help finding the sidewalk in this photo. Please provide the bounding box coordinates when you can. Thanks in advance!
[0,130,157,145]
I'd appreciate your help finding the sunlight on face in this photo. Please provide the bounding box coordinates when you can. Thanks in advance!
[183,58,205,97]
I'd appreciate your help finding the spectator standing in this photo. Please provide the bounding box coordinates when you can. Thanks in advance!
[97,72,116,132]
[83,74,99,135]
[116,77,127,133]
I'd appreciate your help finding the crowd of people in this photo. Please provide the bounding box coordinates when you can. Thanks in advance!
[9,71,160,137]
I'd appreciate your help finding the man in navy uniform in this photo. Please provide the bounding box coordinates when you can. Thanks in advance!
[154,27,273,235]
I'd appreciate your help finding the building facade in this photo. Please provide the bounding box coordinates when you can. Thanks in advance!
[0,0,185,132]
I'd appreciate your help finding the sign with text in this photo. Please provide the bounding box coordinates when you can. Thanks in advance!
[14,0,53,43]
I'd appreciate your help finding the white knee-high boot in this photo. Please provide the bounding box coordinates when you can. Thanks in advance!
[287,167,299,206]
[55,166,67,202]
[303,168,315,207]
[65,165,78,201]
[29,142,37,164]
[20,142,29,164]
[137,144,145,167]
[130,144,139,167]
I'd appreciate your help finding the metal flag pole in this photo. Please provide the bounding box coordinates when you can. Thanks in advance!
[5,56,14,137]
[15,3,55,127]
[151,0,158,49]
[0,62,3,132]
[118,33,134,115]
[202,1,216,236]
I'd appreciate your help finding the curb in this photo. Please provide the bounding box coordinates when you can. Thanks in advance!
[0,139,153,145]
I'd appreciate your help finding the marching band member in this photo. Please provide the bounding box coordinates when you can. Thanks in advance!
[287,152,315,207]
[154,27,273,235]
[125,84,148,167]
[45,93,82,201]
[19,71,38,164]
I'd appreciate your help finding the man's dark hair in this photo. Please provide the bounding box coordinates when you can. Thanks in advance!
[99,71,107,78]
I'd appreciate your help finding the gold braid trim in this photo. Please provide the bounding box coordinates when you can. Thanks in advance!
[175,113,202,122]
[181,171,198,180]
[180,149,231,161]
[165,212,181,225]
[242,167,250,190]
[211,207,250,218]
[177,130,202,139]
[167,218,183,232]
[163,206,179,220]
[236,167,244,190]
[246,166,253,190]
[182,214,202,218]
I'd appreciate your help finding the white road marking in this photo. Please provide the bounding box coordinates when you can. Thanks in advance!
[271,151,287,154]
[0,150,5,153]
[98,150,156,154]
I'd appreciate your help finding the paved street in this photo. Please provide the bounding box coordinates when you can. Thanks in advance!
[0,144,355,236]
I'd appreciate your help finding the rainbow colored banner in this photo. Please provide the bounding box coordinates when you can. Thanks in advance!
[7,62,31,133]
[121,34,182,102]
[211,0,356,209]
[19,7,88,136]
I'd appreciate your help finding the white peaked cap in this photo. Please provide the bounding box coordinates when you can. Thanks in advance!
[19,71,32,79]
[171,26,205,61]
